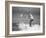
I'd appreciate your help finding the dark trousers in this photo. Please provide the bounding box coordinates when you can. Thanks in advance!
[29,19,33,27]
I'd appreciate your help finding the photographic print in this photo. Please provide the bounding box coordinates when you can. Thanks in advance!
[5,1,45,37]
[12,7,40,31]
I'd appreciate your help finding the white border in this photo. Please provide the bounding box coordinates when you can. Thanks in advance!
[9,4,43,34]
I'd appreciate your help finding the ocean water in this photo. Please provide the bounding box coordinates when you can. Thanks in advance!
[12,23,40,31]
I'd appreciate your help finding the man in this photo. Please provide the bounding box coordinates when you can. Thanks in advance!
[29,14,34,27]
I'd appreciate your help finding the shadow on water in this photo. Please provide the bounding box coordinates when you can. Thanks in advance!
[12,23,20,31]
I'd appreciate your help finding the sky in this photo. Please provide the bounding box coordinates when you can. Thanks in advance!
[12,7,40,25]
